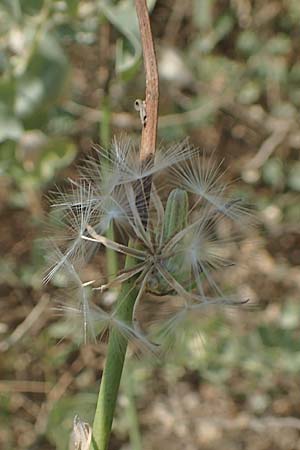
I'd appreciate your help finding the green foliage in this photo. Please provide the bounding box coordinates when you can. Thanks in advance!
[287,161,300,191]
[0,0,74,196]
[0,0,161,197]
[151,300,300,384]
[99,0,157,79]
[262,158,285,190]
[0,79,23,141]
[1,2,300,449]
[16,32,68,123]
[0,134,76,194]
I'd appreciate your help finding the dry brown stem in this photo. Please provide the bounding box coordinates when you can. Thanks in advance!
[135,0,159,163]
[134,0,159,227]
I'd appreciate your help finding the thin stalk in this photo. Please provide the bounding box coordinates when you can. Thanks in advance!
[100,97,118,281]
[105,218,119,281]
[91,251,138,450]
[100,95,111,149]
[100,90,143,447]
[99,18,118,281]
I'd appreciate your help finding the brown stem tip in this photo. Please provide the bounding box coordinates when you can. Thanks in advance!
[135,0,159,163]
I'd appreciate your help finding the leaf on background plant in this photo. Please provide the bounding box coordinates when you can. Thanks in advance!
[195,14,234,53]
[280,300,300,329]
[1,132,76,188]
[214,14,234,42]
[195,54,242,90]
[193,0,214,31]
[64,0,80,17]
[0,117,23,143]
[262,158,285,189]
[0,140,17,179]
[15,31,69,124]
[289,62,300,83]
[236,30,262,57]
[264,34,291,56]
[287,161,300,191]
[98,0,157,79]
[19,0,44,15]
[38,137,77,182]
[0,0,22,21]
[238,80,261,105]
[271,102,297,118]
[249,53,288,83]
[0,79,23,142]
[286,0,300,24]
[257,324,300,351]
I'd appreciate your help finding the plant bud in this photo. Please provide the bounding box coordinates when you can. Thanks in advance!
[163,188,188,242]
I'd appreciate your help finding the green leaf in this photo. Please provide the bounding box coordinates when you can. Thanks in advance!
[0,140,17,175]
[287,161,300,191]
[286,0,300,23]
[262,158,285,189]
[0,79,23,142]
[238,81,261,104]
[250,55,287,83]
[236,30,261,57]
[193,0,214,31]
[264,34,291,56]
[98,0,157,79]
[0,133,76,188]
[15,31,69,123]
[195,14,234,53]
[20,0,45,15]
[0,0,22,21]
[196,54,242,88]
[289,62,300,83]
[39,137,77,182]
[271,102,297,119]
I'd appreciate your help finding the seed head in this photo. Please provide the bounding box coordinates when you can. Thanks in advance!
[46,139,252,352]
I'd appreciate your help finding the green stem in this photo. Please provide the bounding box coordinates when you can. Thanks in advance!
[100,95,111,149]
[91,251,138,450]
[100,94,118,282]
[105,223,119,281]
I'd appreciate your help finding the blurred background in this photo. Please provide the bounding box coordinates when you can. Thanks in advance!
[1,0,300,449]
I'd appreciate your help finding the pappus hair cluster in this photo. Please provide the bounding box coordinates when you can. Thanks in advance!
[45,138,251,352]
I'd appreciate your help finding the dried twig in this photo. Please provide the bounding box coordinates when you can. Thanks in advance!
[134,0,159,225]
[135,0,159,163]
[247,122,290,169]
[0,295,49,352]
[0,380,51,393]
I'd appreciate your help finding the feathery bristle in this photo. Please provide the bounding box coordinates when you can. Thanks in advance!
[169,152,252,227]
[45,136,253,349]
[44,181,98,283]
